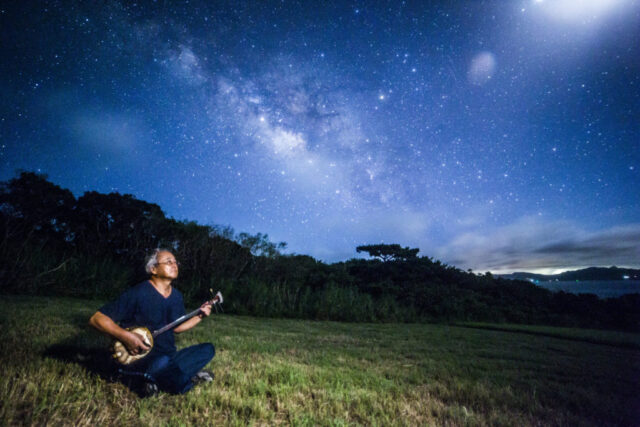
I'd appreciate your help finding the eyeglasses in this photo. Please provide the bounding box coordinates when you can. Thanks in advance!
[157,259,180,267]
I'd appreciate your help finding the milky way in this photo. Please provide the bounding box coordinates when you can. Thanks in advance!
[1,0,639,273]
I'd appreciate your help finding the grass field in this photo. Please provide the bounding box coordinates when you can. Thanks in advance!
[1,296,639,426]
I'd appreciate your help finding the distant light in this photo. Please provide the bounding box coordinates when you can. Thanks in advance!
[534,0,623,23]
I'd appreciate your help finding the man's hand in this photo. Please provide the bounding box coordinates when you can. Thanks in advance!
[90,311,151,354]
[122,331,151,355]
[174,303,213,334]
[199,302,212,317]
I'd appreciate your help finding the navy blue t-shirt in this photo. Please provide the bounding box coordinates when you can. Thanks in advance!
[99,281,186,355]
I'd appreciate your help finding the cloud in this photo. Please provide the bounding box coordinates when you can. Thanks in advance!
[67,110,144,154]
[437,217,640,273]
[534,224,640,261]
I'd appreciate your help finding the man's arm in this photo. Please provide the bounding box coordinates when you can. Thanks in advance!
[173,303,212,334]
[89,311,150,355]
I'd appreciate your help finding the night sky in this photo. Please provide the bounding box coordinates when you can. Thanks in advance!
[1,0,639,273]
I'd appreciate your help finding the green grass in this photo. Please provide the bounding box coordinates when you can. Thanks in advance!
[1,296,639,426]
[454,322,640,349]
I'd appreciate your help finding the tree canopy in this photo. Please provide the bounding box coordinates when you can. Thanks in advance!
[356,244,419,262]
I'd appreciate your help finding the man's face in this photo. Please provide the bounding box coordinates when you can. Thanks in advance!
[152,251,179,280]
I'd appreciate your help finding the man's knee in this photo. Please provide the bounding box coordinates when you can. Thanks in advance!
[202,342,215,360]
[146,354,172,376]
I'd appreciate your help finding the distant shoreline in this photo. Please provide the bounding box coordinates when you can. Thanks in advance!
[532,280,640,299]
[497,266,640,283]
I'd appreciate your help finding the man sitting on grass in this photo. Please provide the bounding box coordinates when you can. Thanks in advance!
[89,248,215,395]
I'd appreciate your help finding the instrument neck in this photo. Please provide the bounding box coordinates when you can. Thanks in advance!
[150,293,222,338]
[151,307,201,337]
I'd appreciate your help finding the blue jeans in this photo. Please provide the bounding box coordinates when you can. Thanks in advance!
[130,343,215,394]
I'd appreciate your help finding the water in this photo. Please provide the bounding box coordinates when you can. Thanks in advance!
[533,280,640,299]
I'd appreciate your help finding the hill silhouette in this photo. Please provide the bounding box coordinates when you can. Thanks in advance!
[499,267,640,282]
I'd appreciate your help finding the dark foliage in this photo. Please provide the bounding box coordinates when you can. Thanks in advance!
[1,172,638,330]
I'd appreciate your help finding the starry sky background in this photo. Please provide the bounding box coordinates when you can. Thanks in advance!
[1,0,639,273]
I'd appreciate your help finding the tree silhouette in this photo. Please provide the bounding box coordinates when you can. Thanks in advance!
[0,171,76,242]
[356,244,419,262]
[237,232,287,257]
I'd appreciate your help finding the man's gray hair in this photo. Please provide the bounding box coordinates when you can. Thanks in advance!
[145,248,171,274]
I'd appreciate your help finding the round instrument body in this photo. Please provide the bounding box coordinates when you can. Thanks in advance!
[111,327,154,365]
